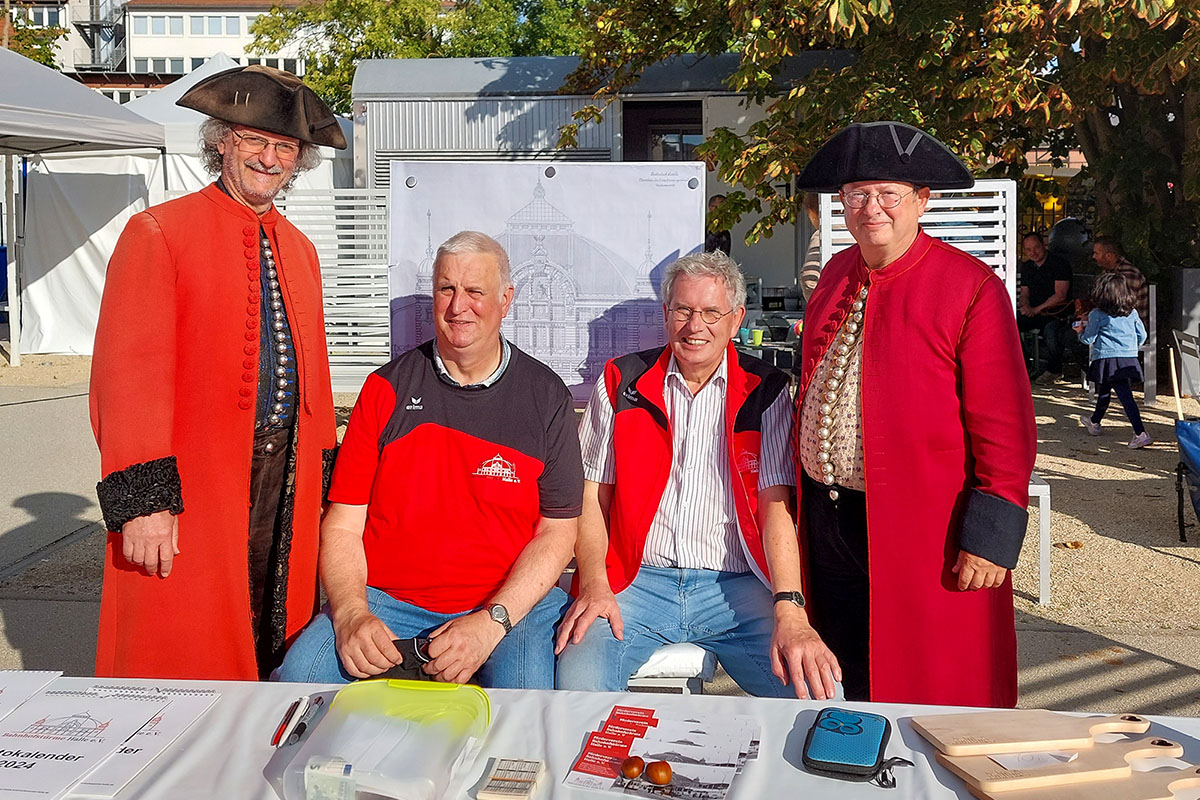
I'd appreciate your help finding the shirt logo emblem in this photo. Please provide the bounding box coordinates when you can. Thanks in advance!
[737,450,760,473]
[473,454,520,484]
[621,385,638,403]
[405,396,423,411]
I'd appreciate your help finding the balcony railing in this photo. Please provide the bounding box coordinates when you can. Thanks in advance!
[73,44,125,71]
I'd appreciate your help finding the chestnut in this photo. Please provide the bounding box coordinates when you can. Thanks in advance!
[645,760,672,785]
[620,756,645,779]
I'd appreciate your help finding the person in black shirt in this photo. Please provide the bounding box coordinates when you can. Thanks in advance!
[1017,231,1073,383]
[704,194,733,255]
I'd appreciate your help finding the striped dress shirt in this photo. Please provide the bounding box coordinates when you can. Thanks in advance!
[579,355,795,572]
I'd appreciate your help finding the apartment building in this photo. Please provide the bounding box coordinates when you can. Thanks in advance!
[11,0,303,99]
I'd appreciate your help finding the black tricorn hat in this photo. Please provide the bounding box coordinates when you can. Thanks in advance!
[177,65,347,150]
[795,121,973,192]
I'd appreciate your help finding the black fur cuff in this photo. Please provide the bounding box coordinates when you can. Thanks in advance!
[96,456,184,533]
[321,447,339,502]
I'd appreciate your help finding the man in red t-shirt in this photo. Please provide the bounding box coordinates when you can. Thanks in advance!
[278,231,583,687]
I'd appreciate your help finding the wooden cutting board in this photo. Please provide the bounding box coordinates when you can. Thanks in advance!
[970,764,1200,800]
[910,710,1151,756]
[937,736,1183,793]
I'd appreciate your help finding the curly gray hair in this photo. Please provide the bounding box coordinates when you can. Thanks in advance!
[662,250,748,310]
[198,118,321,191]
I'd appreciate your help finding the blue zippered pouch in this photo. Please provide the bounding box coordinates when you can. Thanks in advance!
[802,707,912,788]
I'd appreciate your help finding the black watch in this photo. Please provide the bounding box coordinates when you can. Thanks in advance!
[485,603,512,634]
[773,591,806,609]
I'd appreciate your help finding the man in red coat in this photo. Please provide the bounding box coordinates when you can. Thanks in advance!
[89,66,344,679]
[794,122,1036,707]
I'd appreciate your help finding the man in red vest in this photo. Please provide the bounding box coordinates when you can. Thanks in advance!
[556,251,841,699]
[793,122,1037,707]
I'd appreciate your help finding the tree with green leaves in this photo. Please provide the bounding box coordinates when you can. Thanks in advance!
[2,1,68,68]
[249,0,589,115]
[562,0,1200,274]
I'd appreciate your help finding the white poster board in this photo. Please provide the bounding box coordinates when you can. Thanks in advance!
[388,161,706,400]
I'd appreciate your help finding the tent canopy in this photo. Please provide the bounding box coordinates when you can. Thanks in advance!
[125,52,237,154]
[0,49,165,155]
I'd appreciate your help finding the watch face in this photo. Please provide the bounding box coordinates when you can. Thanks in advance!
[488,604,510,626]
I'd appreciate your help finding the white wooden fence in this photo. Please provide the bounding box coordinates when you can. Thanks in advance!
[819,178,1019,307]
[275,190,391,393]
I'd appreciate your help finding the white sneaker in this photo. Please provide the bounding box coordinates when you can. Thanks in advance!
[1128,432,1152,449]
[1079,416,1101,436]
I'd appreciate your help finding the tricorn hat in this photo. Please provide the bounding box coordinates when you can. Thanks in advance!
[177,65,347,150]
[795,121,973,192]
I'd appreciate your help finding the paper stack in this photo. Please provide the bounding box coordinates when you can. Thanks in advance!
[564,704,760,800]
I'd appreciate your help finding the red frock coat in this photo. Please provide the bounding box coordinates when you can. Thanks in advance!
[90,184,336,679]
[797,230,1036,708]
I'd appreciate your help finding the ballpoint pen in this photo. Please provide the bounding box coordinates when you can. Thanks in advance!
[270,697,303,747]
[285,695,326,746]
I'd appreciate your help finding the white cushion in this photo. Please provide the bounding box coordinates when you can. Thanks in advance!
[630,643,717,681]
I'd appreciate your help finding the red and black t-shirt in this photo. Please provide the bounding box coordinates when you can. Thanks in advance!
[328,340,584,612]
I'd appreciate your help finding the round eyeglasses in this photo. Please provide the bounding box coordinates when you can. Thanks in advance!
[232,130,300,161]
[669,305,735,324]
[840,188,914,209]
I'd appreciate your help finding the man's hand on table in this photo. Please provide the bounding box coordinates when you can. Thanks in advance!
[331,607,402,678]
[770,603,841,700]
[554,582,624,655]
[121,511,180,577]
[424,610,506,684]
[952,550,1008,591]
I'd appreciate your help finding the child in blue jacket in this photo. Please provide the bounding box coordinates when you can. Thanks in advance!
[1074,272,1150,448]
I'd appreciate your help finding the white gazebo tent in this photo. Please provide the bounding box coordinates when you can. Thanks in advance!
[0,47,165,365]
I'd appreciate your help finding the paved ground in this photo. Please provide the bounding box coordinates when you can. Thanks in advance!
[0,357,1196,717]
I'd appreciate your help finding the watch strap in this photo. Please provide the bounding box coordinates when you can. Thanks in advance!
[773,590,806,608]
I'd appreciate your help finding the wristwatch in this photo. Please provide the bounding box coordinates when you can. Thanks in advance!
[773,591,806,609]
[485,603,512,634]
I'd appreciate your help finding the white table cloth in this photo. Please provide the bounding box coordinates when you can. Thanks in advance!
[50,677,1200,800]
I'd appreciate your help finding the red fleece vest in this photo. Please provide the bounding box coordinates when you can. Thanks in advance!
[598,345,791,593]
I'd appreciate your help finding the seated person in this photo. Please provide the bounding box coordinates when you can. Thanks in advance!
[1017,231,1074,384]
[278,231,582,686]
[555,251,841,700]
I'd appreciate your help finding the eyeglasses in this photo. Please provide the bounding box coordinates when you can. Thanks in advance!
[231,129,300,161]
[841,188,914,209]
[669,305,735,325]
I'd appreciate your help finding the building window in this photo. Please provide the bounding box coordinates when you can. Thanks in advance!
[132,16,147,34]
[170,57,183,73]
[169,15,182,35]
[152,57,167,72]
[151,15,165,34]
[265,57,279,68]
[207,15,220,34]
[225,15,239,34]
[191,57,205,70]
[134,57,148,72]
[284,58,297,73]
[246,57,260,66]
[29,7,63,26]
[246,14,258,30]
[190,15,203,34]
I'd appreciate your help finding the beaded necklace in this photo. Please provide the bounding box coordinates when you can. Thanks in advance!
[814,284,868,501]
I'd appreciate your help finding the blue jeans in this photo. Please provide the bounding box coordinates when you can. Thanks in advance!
[556,566,832,698]
[276,586,571,688]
